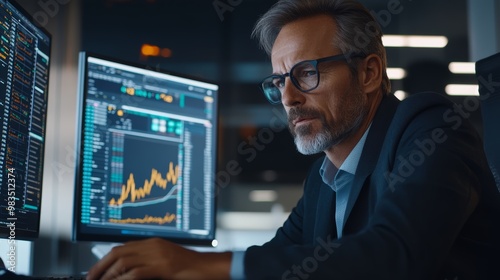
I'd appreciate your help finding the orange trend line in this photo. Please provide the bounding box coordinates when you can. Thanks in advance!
[109,213,176,225]
[109,162,179,206]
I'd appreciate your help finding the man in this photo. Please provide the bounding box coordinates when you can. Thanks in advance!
[87,0,500,279]
[476,52,500,188]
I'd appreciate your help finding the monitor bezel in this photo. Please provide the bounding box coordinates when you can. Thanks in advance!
[72,51,219,247]
[0,0,52,241]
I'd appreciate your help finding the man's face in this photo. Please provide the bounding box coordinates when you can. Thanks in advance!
[271,15,368,155]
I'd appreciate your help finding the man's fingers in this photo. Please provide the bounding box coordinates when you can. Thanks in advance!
[86,245,134,280]
[95,254,148,280]
[86,238,186,280]
[97,257,170,280]
[117,266,164,280]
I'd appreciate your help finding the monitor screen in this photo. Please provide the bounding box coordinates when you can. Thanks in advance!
[73,52,219,246]
[0,0,51,241]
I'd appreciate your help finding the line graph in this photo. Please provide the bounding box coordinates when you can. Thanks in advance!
[109,162,180,206]
[112,184,179,208]
[106,133,182,227]
[109,212,176,225]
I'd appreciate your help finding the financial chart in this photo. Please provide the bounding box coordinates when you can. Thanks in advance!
[0,0,51,239]
[74,54,217,244]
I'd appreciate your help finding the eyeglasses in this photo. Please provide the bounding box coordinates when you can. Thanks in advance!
[260,53,365,104]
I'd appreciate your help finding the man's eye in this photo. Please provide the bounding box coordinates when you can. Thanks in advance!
[273,79,285,88]
[302,70,317,77]
[295,67,317,78]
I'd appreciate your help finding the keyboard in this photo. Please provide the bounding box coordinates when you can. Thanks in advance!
[0,269,86,280]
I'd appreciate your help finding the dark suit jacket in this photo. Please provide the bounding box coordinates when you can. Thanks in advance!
[244,92,500,280]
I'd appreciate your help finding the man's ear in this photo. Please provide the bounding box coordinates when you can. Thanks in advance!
[358,54,383,94]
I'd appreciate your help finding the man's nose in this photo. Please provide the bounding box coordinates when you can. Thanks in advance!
[281,79,305,108]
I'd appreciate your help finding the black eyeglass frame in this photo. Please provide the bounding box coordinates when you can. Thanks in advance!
[260,52,366,104]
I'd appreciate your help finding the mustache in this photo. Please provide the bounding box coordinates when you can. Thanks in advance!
[287,107,322,124]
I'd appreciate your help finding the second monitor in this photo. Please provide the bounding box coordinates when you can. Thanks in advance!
[73,52,219,247]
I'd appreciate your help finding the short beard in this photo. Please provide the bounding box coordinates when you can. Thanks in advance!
[288,87,367,155]
[295,127,337,155]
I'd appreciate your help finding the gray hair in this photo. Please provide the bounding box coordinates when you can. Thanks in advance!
[252,0,391,95]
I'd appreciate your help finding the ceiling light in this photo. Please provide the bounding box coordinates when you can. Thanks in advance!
[387,68,407,80]
[448,62,475,74]
[249,190,277,202]
[383,35,448,48]
[445,84,479,96]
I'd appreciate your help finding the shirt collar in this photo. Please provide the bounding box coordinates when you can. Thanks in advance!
[319,124,372,186]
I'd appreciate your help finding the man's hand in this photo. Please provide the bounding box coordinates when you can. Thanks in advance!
[86,237,232,280]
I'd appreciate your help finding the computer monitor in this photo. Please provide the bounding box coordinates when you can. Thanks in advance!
[0,0,52,241]
[73,52,219,247]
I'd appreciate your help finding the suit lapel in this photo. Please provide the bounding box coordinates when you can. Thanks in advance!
[343,94,400,233]
[314,181,337,242]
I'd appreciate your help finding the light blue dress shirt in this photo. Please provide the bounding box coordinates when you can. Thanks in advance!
[230,126,371,279]
[319,125,370,238]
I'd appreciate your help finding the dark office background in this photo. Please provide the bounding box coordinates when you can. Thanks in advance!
[10,0,489,235]
[6,0,497,276]
[78,0,483,212]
